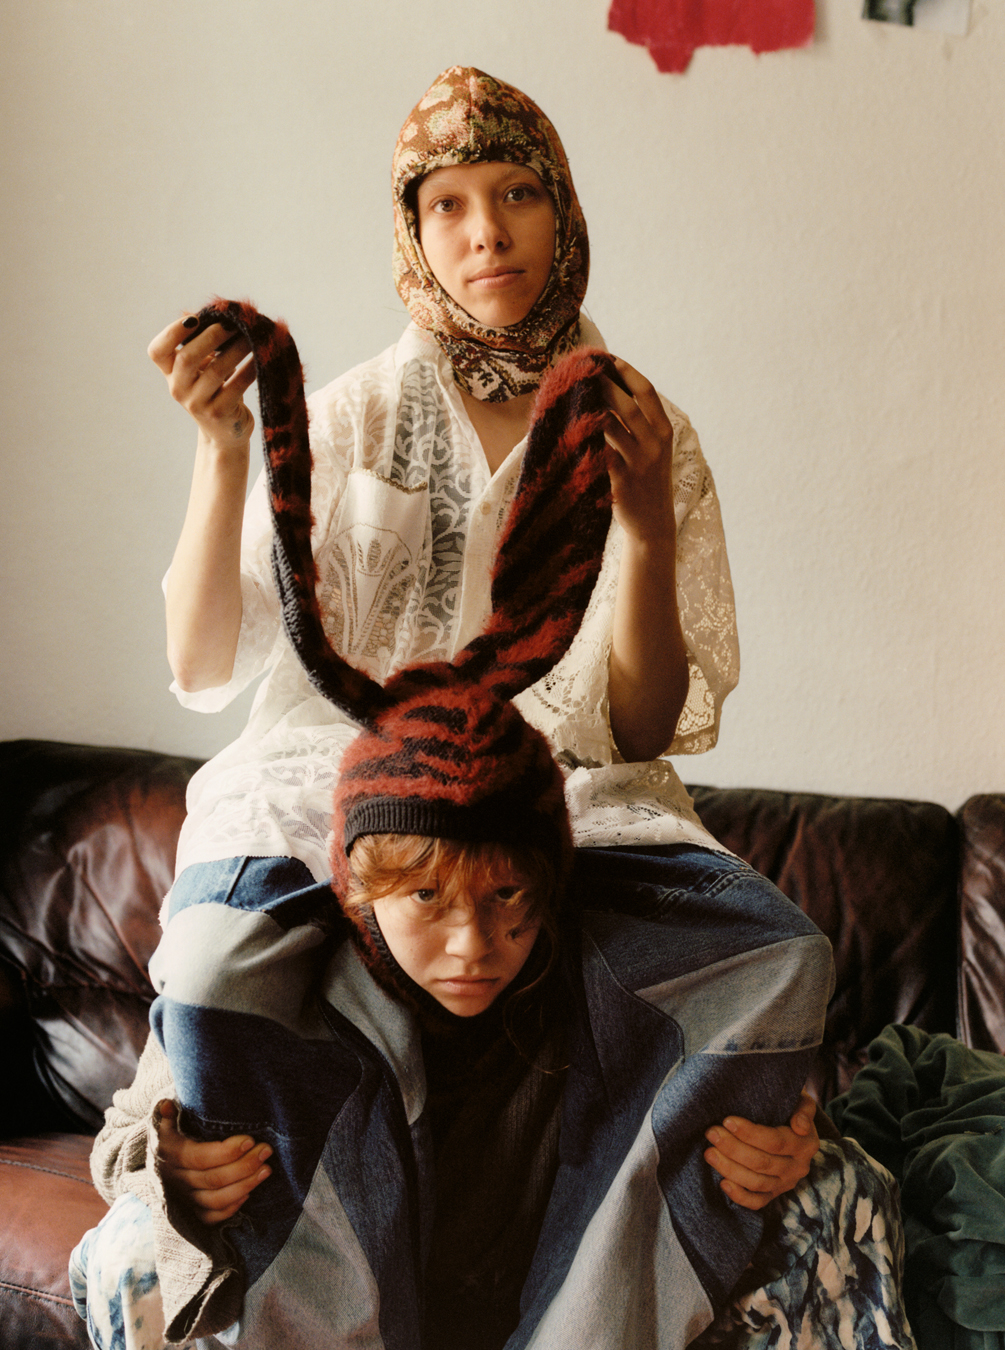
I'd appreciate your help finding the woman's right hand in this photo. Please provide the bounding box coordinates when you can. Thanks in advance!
[154,312,258,691]
[156,1099,272,1226]
[148,314,257,451]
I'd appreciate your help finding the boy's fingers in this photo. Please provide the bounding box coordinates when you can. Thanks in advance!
[174,1134,262,1173]
[790,1091,818,1135]
[718,1178,777,1211]
[156,1103,268,1178]
[705,1147,777,1193]
[704,1134,782,1179]
[709,1117,786,1158]
[184,1144,273,1191]
[718,1113,811,1156]
[188,1163,272,1224]
[192,1165,272,1212]
[706,1122,814,1171]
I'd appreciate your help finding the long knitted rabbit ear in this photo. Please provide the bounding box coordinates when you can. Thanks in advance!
[454,346,615,703]
[189,299,390,730]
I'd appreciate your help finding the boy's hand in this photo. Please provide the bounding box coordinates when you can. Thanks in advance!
[156,1099,272,1225]
[703,1091,820,1211]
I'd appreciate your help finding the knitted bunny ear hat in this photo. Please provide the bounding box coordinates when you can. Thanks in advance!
[187,299,615,899]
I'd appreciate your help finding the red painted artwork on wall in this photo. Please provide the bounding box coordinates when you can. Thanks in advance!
[608,0,816,73]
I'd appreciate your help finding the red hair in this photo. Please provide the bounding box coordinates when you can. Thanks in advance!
[344,833,560,943]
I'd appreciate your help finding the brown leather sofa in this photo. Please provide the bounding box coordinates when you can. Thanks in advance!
[2,737,1003,1349]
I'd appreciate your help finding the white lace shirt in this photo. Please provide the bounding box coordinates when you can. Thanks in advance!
[170,320,739,882]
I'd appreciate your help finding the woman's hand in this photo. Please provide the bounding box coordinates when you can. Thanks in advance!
[602,358,689,762]
[156,1099,272,1226]
[703,1092,820,1211]
[151,312,257,691]
[601,358,676,547]
[148,314,257,451]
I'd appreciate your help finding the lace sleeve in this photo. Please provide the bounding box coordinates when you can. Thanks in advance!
[515,402,738,762]
[668,408,739,755]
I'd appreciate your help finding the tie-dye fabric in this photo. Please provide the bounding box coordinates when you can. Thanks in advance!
[392,66,589,402]
[69,1195,179,1350]
[695,1137,918,1350]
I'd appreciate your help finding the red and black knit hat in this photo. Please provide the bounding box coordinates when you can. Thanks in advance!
[186,300,615,896]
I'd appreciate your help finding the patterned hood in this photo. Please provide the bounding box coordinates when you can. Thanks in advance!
[392,66,590,403]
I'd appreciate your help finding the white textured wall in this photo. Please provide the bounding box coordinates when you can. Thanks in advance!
[2,1,1002,811]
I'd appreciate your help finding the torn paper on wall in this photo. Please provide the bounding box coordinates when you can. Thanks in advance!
[608,0,816,74]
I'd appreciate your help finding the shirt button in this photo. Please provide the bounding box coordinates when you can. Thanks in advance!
[480,502,492,516]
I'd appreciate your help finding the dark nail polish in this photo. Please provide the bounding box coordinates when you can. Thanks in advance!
[183,316,199,329]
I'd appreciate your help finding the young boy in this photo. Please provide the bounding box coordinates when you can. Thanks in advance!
[71,347,913,1350]
[76,815,915,1350]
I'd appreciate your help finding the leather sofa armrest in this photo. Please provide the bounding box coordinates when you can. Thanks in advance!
[957,793,1005,1054]
[0,739,201,1130]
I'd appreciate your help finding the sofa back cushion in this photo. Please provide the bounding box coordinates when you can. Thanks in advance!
[0,740,199,1132]
[688,785,960,1100]
[2,740,997,1129]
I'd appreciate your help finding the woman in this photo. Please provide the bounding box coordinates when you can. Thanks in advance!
[144,63,821,1210]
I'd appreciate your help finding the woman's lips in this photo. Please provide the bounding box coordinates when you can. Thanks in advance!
[468,268,524,288]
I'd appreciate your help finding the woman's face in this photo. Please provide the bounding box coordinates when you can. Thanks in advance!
[415,161,556,329]
[370,858,542,1017]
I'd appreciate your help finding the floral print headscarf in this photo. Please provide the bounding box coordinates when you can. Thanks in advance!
[392,66,590,402]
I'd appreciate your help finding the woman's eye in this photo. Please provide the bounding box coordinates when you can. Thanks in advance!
[506,184,536,203]
[431,197,457,213]
[412,888,437,904]
[495,886,520,902]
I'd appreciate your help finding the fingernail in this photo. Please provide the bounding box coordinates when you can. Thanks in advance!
[706,1127,722,1145]
[183,316,199,329]
[258,1145,272,1162]
[238,1137,254,1153]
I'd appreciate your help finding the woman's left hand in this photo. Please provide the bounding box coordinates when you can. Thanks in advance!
[601,357,676,545]
[703,1091,820,1211]
[602,358,688,760]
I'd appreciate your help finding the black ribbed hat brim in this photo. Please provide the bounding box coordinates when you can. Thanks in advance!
[343,795,560,857]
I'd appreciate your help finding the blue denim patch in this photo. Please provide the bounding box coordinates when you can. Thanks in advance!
[169,856,333,931]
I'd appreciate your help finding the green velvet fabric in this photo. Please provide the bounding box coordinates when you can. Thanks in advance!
[829,1023,1005,1349]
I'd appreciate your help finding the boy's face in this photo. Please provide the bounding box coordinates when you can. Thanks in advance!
[370,858,542,1017]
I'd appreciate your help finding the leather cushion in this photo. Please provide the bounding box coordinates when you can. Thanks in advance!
[688,785,959,1099]
[0,1134,106,1349]
[0,740,200,1129]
